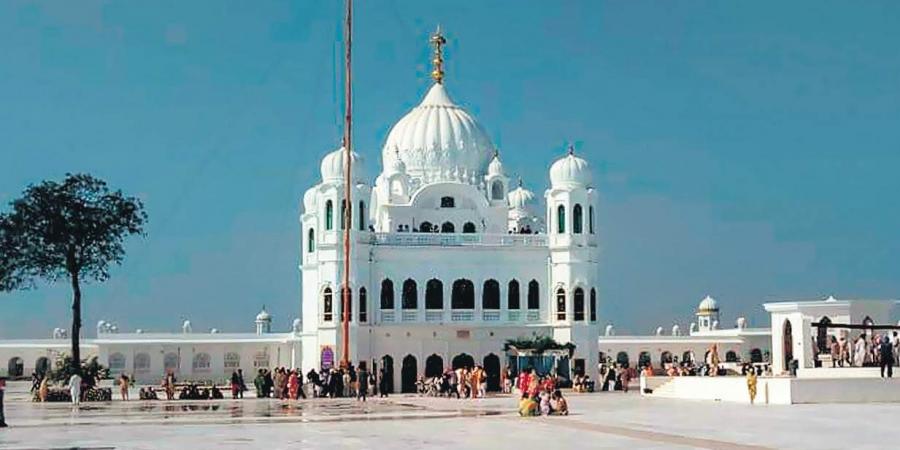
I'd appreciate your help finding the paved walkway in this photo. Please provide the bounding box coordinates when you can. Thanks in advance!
[1,388,898,449]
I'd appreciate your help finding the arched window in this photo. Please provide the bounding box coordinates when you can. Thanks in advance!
[134,353,151,371]
[419,221,433,232]
[164,353,179,371]
[507,280,520,310]
[426,279,443,310]
[527,280,540,310]
[557,205,566,234]
[193,352,211,371]
[441,222,455,233]
[725,351,738,363]
[482,279,500,310]
[358,201,366,231]
[224,352,240,369]
[108,353,126,372]
[325,200,334,230]
[573,288,585,321]
[359,287,368,323]
[556,287,566,320]
[452,279,475,309]
[661,351,673,365]
[323,287,333,321]
[589,205,595,234]
[462,222,476,233]
[750,348,763,363]
[340,199,348,230]
[440,196,455,208]
[307,228,315,253]
[341,286,352,322]
[380,279,394,309]
[491,181,504,200]
[573,204,583,234]
[402,279,417,309]
[590,288,597,322]
[616,351,630,367]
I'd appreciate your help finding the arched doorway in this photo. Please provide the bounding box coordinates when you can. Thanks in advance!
[451,279,475,309]
[462,222,476,233]
[616,352,629,368]
[452,353,475,370]
[483,354,501,392]
[425,354,444,378]
[725,351,738,363]
[441,222,455,233]
[682,351,694,364]
[817,316,831,354]
[783,319,794,371]
[7,357,24,378]
[638,352,651,369]
[401,355,418,393]
[35,357,50,377]
[419,221,433,232]
[660,351,673,366]
[750,348,763,363]
[381,355,395,394]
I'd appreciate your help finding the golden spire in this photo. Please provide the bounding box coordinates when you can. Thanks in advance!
[430,26,447,84]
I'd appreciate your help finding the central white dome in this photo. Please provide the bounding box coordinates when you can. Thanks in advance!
[382,83,495,183]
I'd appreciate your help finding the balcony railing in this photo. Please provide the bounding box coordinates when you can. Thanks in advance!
[380,311,395,323]
[371,233,548,248]
[451,310,475,322]
[507,310,521,322]
[483,311,501,321]
[526,310,541,322]
[401,311,419,322]
[425,311,443,322]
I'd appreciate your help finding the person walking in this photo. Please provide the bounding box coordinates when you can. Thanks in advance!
[378,367,389,398]
[356,365,368,402]
[880,335,894,378]
[0,376,8,427]
[237,369,246,399]
[118,373,130,401]
[68,372,83,406]
[230,370,241,399]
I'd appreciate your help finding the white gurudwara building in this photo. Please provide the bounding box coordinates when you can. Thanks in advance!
[297,42,600,391]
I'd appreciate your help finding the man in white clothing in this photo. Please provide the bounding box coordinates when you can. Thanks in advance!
[68,373,82,406]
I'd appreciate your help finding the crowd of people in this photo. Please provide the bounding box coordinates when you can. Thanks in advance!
[819,331,899,377]
[416,365,489,398]
[515,368,568,416]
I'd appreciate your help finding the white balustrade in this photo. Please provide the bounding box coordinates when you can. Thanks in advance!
[451,310,475,322]
[372,233,547,248]
[380,311,395,323]
[483,311,501,321]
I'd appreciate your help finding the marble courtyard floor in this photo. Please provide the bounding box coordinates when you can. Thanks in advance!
[1,388,898,449]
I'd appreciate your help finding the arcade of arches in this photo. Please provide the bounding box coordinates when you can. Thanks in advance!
[379,351,506,394]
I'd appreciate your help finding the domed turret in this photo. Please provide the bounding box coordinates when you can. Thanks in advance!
[508,181,536,210]
[382,83,495,183]
[321,146,366,184]
[487,152,504,177]
[698,295,719,312]
[255,307,272,335]
[549,147,592,188]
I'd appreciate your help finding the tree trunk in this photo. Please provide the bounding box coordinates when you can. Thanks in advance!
[70,270,82,376]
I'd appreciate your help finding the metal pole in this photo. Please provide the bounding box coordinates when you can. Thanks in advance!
[341,0,353,369]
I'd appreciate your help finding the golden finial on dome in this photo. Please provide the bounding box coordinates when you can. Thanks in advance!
[430,25,447,84]
[567,144,575,155]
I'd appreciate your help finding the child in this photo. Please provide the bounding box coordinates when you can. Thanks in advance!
[552,390,569,416]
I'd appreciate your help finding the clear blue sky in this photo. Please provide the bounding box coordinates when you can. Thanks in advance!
[2,1,899,338]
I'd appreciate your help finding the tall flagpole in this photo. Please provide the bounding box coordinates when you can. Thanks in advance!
[340,0,353,369]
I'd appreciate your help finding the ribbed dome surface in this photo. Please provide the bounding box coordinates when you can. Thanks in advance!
[549,152,592,188]
[508,185,535,210]
[698,295,719,312]
[382,84,495,182]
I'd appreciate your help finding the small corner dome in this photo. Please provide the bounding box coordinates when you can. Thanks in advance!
[303,187,318,212]
[698,295,719,312]
[321,146,366,184]
[487,153,504,177]
[508,184,535,209]
[385,150,407,175]
[549,150,592,188]
[256,308,272,322]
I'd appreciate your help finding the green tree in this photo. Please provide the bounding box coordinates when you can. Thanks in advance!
[0,174,146,374]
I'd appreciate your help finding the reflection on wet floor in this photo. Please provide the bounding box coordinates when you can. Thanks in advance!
[5,398,504,428]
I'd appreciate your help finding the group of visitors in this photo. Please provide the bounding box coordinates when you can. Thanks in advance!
[571,373,595,392]
[516,368,568,416]
[598,364,635,392]
[177,383,225,400]
[821,332,899,377]
[253,367,305,400]
[417,365,488,398]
